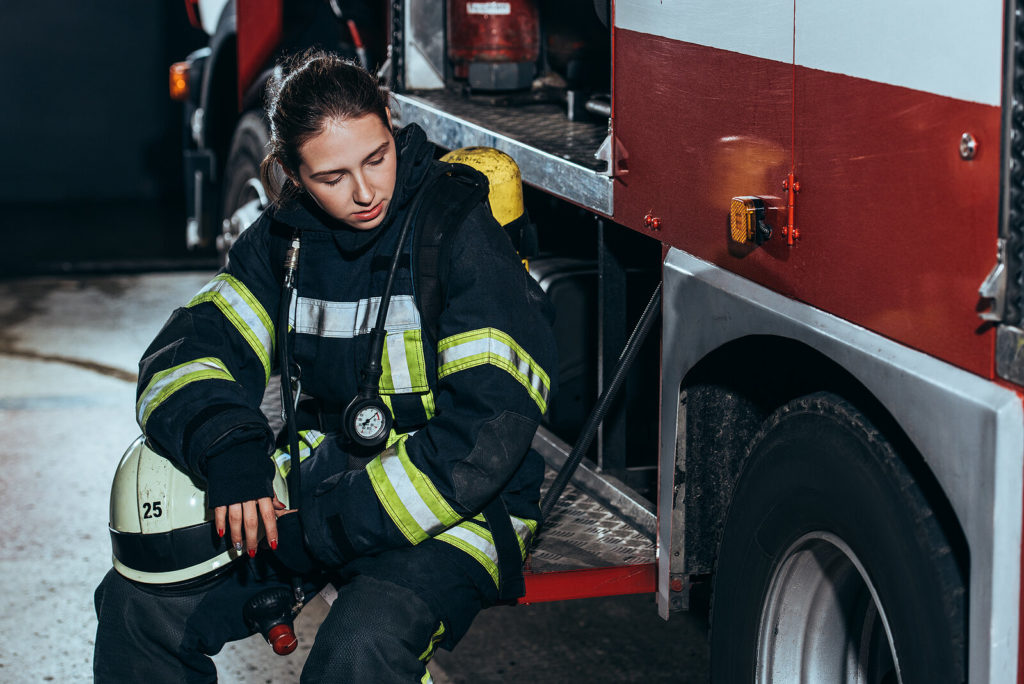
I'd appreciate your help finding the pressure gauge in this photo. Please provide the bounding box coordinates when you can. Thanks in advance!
[355,405,385,439]
[344,395,393,447]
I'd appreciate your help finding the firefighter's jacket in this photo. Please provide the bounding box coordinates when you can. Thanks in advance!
[136,124,557,586]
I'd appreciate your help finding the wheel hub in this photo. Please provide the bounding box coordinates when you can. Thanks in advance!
[757,531,901,684]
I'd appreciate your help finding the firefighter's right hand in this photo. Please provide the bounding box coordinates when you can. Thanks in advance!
[204,436,278,556]
[215,498,278,558]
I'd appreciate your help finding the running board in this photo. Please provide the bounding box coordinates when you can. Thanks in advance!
[519,427,656,603]
[521,564,657,604]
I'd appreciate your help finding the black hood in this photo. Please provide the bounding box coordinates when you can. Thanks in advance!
[269,123,436,253]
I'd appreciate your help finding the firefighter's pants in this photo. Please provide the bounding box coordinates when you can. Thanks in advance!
[93,540,495,683]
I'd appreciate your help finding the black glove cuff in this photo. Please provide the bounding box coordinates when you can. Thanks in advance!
[205,438,274,507]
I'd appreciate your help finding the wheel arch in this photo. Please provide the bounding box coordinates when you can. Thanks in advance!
[658,248,1023,682]
[676,334,969,587]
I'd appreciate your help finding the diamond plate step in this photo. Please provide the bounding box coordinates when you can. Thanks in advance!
[528,427,656,573]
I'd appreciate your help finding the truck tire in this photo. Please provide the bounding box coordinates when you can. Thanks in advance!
[219,111,272,266]
[710,392,966,684]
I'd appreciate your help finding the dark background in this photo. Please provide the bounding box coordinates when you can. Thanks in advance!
[1,2,211,275]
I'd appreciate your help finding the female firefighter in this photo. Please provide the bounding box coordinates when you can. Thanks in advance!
[93,50,556,681]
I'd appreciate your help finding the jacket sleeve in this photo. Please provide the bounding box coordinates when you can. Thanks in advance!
[300,203,557,563]
[135,219,282,504]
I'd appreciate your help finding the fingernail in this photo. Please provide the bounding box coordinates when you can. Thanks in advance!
[217,528,224,538]
[248,548,256,558]
[269,539,278,550]
[234,541,243,552]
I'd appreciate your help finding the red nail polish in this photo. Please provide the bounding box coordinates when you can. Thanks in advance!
[248,548,256,558]
[217,528,224,538]
[270,539,278,550]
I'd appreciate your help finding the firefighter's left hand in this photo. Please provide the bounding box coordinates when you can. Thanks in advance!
[273,494,296,518]
[215,497,279,557]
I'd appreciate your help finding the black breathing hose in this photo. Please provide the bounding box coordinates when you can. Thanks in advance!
[358,172,442,395]
[539,281,663,523]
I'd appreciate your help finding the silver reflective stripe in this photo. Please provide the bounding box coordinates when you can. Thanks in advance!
[136,357,233,428]
[188,274,274,380]
[438,515,536,586]
[291,294,421,338]
[386,332,414,392]
[511,516,534,550]
[440,523,499,573]
[273,429,326,478]
[439,332,550,409]
[379,449,446,536]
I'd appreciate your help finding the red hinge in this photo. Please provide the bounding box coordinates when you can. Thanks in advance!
[781,172,800,245]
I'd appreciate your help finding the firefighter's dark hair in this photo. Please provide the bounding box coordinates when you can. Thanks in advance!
[260,49,391,205]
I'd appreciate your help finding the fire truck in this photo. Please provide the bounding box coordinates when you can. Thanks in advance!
[170,0,1023,680]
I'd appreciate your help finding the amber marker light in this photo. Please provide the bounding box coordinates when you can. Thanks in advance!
[169,62,190,101]
[730,196,771,245]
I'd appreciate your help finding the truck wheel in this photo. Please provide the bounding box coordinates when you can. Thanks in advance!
[219,111,271,266]
[710,392,965,684]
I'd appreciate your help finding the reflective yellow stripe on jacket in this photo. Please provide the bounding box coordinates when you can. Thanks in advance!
[188,274,275,382]
[437,327,551,414]
[273,429,326,478]
[381,328,430,393]
[418,622,446,662]
[367,438,462,544]
[136,357,234,429]
[436,514,536,588]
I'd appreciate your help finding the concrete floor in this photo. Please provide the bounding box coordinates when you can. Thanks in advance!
[0,271,708,683]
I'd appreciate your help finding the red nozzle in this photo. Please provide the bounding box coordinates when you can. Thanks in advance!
[267,623,298,655]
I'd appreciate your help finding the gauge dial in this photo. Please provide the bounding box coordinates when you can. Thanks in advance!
[354,406,385,439]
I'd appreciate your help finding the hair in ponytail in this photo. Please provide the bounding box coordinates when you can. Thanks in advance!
[259,49,391,205]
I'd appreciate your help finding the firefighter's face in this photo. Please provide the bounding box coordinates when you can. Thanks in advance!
[293,111,397,230]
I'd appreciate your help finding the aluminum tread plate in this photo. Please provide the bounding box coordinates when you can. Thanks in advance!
[392,90,614,215]
[528,466,655,573]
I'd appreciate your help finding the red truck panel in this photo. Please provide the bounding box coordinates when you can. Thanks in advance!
[614,28,1000,378]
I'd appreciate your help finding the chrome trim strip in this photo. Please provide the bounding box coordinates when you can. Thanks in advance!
[391,93,614,216]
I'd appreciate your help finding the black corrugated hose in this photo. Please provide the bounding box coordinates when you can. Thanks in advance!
[539,281,662,523]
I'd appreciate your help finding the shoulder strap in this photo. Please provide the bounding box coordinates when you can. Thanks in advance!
[412,163,490,347]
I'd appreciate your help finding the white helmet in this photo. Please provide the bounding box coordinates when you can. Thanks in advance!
[108,436,288,585]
